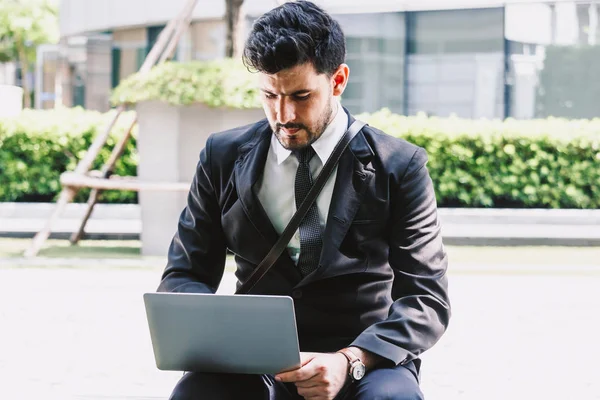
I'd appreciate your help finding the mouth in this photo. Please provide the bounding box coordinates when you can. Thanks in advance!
[280,127,302,136]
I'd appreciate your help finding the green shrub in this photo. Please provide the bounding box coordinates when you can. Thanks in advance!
[110,59,261,108]
[1,108,598,208]
[357,109,600,208]
[0,107,138,203]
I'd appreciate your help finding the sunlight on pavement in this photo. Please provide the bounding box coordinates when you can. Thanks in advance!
[0,266,598,400]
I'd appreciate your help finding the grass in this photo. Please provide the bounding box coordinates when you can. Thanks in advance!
[0,238,598,270]
[0,238,141,258]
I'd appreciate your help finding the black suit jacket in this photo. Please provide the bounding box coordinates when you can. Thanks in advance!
[157,111,451,368]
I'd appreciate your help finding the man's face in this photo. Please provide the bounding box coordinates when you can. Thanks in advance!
[258,62,348,151]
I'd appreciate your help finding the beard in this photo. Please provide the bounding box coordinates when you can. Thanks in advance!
[273,101,334,151]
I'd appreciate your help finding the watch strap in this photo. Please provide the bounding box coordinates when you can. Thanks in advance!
[338,348,359,364]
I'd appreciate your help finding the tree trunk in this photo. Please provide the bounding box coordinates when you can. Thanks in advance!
[225,0,244,58]
[16,40,31,108]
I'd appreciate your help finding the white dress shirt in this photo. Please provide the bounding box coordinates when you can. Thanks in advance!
[256,101,348,264]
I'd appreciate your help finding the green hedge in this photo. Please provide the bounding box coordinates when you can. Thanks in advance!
[358,109,600,208]
[111,60,261,108]
[0,107,138,203]
[1,108,598,208]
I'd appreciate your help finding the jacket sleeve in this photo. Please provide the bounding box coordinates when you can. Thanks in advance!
[350,147,451,366]
[157,135,227,294]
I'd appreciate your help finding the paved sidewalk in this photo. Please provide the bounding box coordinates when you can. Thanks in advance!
[1,266,599,399]
[2,203,600,245]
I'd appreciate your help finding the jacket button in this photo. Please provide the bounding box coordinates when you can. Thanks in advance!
[292,290,303,299]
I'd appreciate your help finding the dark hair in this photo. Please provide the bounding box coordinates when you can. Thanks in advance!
[242,1,346,75]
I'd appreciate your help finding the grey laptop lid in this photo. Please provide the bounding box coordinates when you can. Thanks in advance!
[143,293,301,375]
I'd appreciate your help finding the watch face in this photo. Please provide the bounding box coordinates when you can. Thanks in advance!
[352,363,366,380]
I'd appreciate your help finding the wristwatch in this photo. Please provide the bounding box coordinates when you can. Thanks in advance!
[337,348,366,381]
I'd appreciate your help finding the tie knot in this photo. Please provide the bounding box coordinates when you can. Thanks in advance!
[294,146,316,164]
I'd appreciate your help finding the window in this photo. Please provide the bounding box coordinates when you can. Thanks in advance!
[406,8,505,119]
[506,2,600,119]
[334,13,406,115]
[111,47,121,89]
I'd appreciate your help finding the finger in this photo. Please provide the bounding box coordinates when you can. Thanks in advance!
[276,367,319,383]
[275,363,302,381]
[294,379,323,388]
[296,384,330,399]
[276,352,318,381]
[276,359,320,383]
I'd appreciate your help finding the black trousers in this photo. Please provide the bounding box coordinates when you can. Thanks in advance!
[169,361,423,400]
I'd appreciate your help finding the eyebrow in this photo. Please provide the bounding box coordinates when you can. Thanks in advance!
[261,89,311,96]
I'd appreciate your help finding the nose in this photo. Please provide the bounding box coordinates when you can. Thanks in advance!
[276,96,296,126]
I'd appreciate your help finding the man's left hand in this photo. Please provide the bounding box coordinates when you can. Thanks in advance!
[275,352,349,400]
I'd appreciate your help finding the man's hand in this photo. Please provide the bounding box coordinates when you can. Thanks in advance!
[275,352,349,400]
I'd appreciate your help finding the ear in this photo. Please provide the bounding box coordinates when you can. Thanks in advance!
[331,64,350,97]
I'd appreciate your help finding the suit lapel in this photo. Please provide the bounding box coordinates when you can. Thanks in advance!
[322,133,374,253]
[235,123,278,245]
[234,122,303,283]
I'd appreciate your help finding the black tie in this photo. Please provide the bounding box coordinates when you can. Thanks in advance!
[293,146,323,276]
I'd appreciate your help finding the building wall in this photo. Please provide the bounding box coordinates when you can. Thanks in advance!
[189,19,226,60]
[37,47,59,110]
[86,37,112,112]
[505,2,600,119]
[0,63,17,86]
[335,12,406,115]
[405,8,505,119]
[59,0,584,38]
[113,28,148,82]
[57,1,600,119]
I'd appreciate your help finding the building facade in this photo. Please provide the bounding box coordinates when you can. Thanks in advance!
[51,0,600,120]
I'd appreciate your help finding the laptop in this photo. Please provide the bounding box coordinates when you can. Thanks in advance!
[143,292,301,375]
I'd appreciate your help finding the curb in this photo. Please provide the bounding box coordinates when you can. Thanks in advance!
[1,202,599,246]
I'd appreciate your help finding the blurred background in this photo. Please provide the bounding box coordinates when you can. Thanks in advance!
[6,0,599,119]
[0,1,599,399]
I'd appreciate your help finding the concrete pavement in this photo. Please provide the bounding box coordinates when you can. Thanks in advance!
[1,265,599,400]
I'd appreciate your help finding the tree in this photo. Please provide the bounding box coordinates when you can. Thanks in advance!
[225,0,244,58]
[0,0,59,108]
[224,0,291,58]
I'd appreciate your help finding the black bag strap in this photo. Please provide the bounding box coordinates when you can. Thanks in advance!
[236,119,367,295]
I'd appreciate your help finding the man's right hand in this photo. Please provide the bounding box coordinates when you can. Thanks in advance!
[276,352,349,400]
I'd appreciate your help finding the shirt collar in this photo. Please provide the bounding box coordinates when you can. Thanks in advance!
[272,101,348,165]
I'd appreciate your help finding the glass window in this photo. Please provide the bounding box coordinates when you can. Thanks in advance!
[335,12,406,115]
[136,47,146,71]
[506,2,600,119]
[111,47,121,89]
[407,9,504,55]
[346,37,363,54]
[342,79,363,100]
[145,25,177,61]
[147,26,164,53]
[406,8,505,119]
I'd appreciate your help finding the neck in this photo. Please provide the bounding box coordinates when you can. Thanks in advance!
[330,99,340,122]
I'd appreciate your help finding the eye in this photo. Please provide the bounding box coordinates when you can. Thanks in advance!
[294,94,310,101]
[264,93,277,99]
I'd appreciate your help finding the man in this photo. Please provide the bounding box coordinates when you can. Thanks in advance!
[157,1,450,399]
